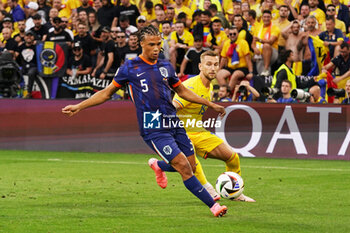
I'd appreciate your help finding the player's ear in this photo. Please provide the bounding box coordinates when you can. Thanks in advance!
[140,40,145,48]
[198,62,202,72]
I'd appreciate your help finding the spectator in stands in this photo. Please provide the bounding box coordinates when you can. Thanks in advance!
[66,41,93,77]
[192,10,211,46]
[14,30,37,99]
[48,8,59,28]
[169,21,194,71]
[93,0,102,12]
[321,4,346,35]
[155,8,166,26]
[121,32,142,62]
[142,1,156,23]
[77,10,89,26]
[110,26,118,43]
[8,0,25,22]
[74,22,97,57]
[246,9,258,35]
[208,4,229,29]
[218,85,232,102]
[77,0,95,15]
[116,15,138,37]
[1,17,15,35]
[267,79,296,103]
[178,35,209,78]
[252,10,280,76]
[113,0,140,27]
[13,20,25,45]
[234,14,252,50]
[97,0,116,27]
[217,26,253,91]
[92,26,118,80]
[115,30,128,65]
[0,27,17,55]
[29,14,48,42]
[205,18,228,54]
[232,80,260,102]
[271,49,297,90]
[88,11,102,42]
[322,42,350,88]
[298,4,310,32]
[273,5,290,52]
[46,16,73,46]
[319,17,344,58]
[37,0,51,22]
[174,0,192,28]
[308,0,326,25]
[136,15,147,31]
[166,7,175,23]
[282,21,304,62]
[309,85,327,103]
[341,80,350,104]
[0,10,7,33]
[305,15,321,37]
[161,21,172,43]
[26,4,45,31]
[331,0,349,31]
[59,17,74,40]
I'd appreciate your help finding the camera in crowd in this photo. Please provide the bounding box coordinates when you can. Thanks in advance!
[261,87,279,97]
[238,85,248,97]
[327,88,345,98]
[291,89,311,102]
[0,52,21,98]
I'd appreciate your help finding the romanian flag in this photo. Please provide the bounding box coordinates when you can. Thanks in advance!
[226,43,239,66]
[307,35,329,76]
[36,41,68,78]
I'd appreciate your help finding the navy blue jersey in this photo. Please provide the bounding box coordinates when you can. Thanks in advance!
[113,55,182,137]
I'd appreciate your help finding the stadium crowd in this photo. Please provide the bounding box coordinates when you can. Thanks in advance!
[0,0,349,102]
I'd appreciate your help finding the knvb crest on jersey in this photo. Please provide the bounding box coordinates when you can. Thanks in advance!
[143,110,162,129]
[159,67,168,78]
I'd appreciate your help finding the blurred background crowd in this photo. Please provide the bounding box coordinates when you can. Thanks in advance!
[0,0,349,103]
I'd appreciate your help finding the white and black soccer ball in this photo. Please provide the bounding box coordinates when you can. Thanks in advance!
[215,172,244,199]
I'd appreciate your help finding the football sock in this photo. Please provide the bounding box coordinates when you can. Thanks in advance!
[194,156,209,185]
[157,160,176,172]
[225,152,241,175]
[183,175,215,208]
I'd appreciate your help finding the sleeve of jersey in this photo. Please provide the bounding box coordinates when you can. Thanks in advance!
[167,64,182,88]
[173,93,190,109]
[113,63,129,88]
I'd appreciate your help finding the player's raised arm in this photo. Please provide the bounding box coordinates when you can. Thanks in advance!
[174,83,226,117]
[62,82,119,117]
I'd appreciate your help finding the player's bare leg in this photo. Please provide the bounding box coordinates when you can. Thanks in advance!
[207,143,256,202]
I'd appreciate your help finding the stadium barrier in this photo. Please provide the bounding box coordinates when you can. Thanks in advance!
[0,100,349,160]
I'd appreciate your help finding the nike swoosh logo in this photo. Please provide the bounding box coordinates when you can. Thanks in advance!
[199,188,204,193]
[137,72,145,77]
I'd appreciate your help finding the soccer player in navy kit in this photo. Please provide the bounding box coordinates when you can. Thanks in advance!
[62,25,228,217]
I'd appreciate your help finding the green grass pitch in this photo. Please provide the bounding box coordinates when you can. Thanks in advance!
[1,150,350,233]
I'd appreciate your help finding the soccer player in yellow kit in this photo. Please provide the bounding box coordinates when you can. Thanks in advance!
[173,50,255,202]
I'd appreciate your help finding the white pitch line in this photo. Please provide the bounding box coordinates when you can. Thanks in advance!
[4,158,350,172]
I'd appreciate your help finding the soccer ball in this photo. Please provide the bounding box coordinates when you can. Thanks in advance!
[215,172,244,199]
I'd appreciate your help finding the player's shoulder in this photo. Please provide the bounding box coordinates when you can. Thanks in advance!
[183,75,200,88]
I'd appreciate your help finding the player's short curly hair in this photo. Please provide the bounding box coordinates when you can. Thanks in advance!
[139,25,161,42]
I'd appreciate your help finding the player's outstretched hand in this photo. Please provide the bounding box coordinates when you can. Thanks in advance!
[210,103,226,117]
[62,104,81,117]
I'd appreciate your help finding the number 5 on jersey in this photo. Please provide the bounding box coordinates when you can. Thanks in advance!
[141,79,148,92]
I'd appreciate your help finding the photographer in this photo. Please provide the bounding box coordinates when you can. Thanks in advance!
[309,85,327,104]
[232,80,260,102]
[267,80,296,103]
[218,85,232,102]
[271,49,297,90]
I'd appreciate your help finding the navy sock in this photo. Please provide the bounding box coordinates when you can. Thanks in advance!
[157,160,176,172]
[183,175,215,208]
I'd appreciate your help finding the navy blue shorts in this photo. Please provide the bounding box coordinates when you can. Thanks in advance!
[144,128,194,164]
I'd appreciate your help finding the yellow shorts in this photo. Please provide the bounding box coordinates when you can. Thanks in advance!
[188,131,224,159]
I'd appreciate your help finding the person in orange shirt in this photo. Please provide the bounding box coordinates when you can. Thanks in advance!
[252,10,280,76]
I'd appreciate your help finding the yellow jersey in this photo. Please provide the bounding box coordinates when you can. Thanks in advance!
[321,19,346,34]
[254,23,280,50]
[170,30,194,46]
[221,39,250,69]
[310,8,326,25]
[173,75,213,132]
[174,5,193,20]
[206,30,228,47]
